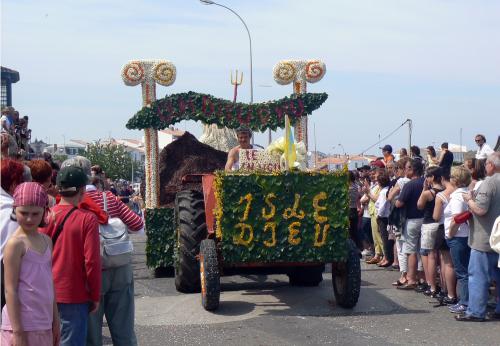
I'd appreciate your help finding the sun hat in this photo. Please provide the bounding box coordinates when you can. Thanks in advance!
[57,166,88,192]
[13,182,48,208]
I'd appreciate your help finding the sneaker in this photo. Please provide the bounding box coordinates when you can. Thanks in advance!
[424,287,440,296]
[487,312,500,320]
[449,304,467,314]
[455,314,485,322]
[442,296,458,305]
[430,289,442,299]
[415,282,429,293]
[361,249,374,257]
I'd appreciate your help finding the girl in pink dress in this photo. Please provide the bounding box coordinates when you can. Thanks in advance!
[1,182,60,345]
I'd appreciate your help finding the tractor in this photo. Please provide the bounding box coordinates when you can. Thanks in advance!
[174,170,361,311]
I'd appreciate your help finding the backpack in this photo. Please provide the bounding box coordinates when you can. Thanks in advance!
[99,192,133,269]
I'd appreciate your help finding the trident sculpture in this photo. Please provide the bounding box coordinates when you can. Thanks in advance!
[231,69,243,103]
[121,60,176,208]
[273,60,326,151]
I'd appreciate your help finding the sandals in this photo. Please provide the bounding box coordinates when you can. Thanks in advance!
[392,279,407,287]
[378,262,393,268]
[366,257,381,264]
[396,283,418,290]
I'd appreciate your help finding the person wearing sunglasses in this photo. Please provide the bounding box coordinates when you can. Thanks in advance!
[474,134,494,160]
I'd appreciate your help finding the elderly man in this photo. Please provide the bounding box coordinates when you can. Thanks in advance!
[225,127,253,171]
[474,134,494,160]
[456,152,500,321]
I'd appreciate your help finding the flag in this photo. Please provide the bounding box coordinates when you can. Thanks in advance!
[284,115,296,170]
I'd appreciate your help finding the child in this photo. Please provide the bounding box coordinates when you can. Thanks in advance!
[1,182,60,345]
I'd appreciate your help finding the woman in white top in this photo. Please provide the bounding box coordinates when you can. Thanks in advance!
[443,166,472,311]
[433,174,457,304]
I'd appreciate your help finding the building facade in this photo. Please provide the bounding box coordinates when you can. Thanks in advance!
[1,66,20,108]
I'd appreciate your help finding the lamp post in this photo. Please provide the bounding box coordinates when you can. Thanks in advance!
[200,0,253,105]
[338,143,346,156]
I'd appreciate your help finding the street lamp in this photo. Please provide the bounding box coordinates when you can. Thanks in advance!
[200,0,253,104]
[338,143,346,156]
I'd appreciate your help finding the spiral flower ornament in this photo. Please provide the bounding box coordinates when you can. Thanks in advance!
[273,59,327,158]
[305,60,326,83]
[121,59,177,208]
[273,61,297,85]
[153,61,176,86]
[121,61,145,86]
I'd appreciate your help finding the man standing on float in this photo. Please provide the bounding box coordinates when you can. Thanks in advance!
[225,127,254,171]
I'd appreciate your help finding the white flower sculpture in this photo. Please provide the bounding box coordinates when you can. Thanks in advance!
[273,59,326,86]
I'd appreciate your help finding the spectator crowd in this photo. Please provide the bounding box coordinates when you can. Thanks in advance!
[1,106,31,160]
[1,141,144,345]
[348,137,499,322]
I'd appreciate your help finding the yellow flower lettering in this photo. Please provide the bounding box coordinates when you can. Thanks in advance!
[313,192,328,224]
[314,223,330,247]
[283,194,305,220]
[262,193,277,220]
[263,222,277,247]
[238,193,253,222]
[288,221,302,245]
[233,223,254,246]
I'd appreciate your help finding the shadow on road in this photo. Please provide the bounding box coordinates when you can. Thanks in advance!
[214,273,430,318]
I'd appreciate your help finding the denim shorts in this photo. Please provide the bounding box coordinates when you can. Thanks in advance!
[402,218,423,254]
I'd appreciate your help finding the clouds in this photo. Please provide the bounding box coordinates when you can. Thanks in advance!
[2,0,499,153]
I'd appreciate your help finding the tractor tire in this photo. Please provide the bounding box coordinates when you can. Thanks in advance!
[287,265,325,286]
[174,190,207,293]
[332,239,361,308]
[154,266,174,278]
[199,239,220,311]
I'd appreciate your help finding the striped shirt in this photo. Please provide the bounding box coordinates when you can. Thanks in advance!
[86,186,144,232]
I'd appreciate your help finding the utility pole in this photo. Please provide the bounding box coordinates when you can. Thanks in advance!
[408,118,412,154]
[131,157,134,183]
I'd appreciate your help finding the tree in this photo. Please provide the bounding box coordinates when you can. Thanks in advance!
[83,141,134,181]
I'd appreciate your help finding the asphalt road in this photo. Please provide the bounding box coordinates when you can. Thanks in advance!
[100,234,499,346]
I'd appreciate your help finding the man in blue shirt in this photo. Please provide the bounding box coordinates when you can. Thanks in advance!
[396,159,425,290]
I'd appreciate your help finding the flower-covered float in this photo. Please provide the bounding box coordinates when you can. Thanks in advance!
[122,59,360,311]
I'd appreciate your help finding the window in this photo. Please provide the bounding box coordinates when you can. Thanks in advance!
[0,84,7,109]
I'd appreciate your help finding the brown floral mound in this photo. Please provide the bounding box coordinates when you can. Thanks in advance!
[158,132,227,207]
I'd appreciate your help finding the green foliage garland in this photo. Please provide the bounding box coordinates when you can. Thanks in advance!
[215,171,350,265]
[145,208,176,268]
[126,92,328,131]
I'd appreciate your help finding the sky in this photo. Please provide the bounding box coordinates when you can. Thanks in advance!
[1,0,499,156]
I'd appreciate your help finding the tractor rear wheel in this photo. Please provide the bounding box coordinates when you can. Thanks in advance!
[199,239,220,311]
[332,239,361,308]
[174,190,207,293]
[287,265,324,286]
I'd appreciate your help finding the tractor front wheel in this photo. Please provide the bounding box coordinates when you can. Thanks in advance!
[332,239,361,308]
[199,239,220,311]
[174,190,207,293]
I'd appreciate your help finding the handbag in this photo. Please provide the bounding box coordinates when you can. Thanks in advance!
[454,210,473,224]
[99,192,133,269]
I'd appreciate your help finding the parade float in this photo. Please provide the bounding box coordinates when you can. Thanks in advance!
[122,59,361,311]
